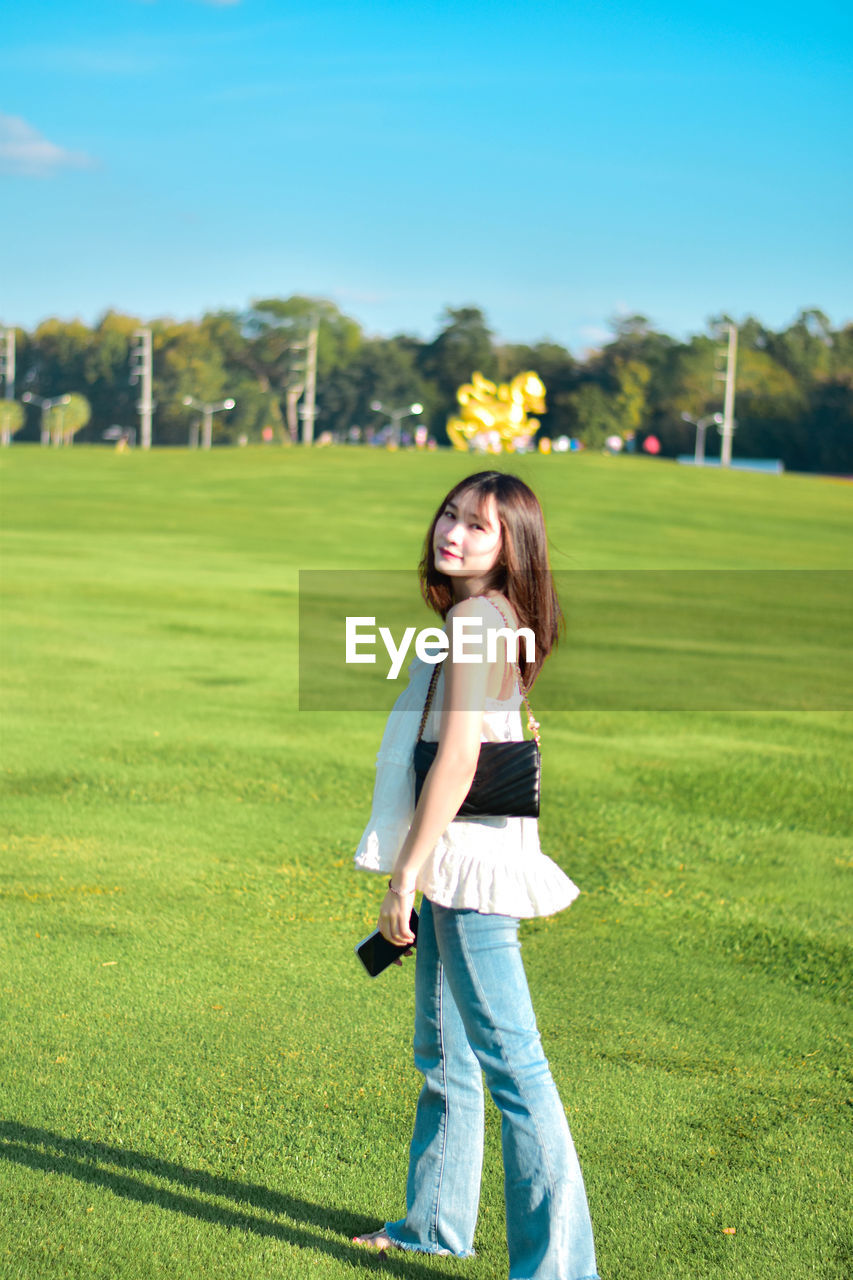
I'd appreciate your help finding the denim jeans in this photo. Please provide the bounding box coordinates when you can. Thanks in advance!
[384,897,599,1280]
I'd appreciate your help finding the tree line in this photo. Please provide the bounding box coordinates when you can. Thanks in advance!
[1,299,851,472]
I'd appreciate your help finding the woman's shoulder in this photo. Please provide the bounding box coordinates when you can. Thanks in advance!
[446,595,493,622]
[447,593,518,627]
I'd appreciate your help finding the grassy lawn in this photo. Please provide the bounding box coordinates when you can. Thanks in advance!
[0,446,850,1279]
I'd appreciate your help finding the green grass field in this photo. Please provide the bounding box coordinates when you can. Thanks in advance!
[1,447,850,1280]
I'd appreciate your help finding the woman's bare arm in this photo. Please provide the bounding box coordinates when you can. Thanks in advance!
[378,596,496,945]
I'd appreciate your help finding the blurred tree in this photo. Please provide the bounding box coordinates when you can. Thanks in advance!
[420,307,497,436]
[800,321,853,472]
[809,377,853,473]
[731,313,772,351]
[246,297,362,380]
[767,308,834,386]
[41,393,91,446]
[227,379,287,443]
[829,322,853,374]
[81,311,139,442]
[650,335,719,422]
[25,318,90,401]
[196,310,285,442]
[652,330,811,464]
[152,320,230,446]
[733,349,808,467]
[737,348,805,415]
[4,302,850,470]
[566,383,622,448]
[59,393,92,445]
[441,306,494,377]
[15,320,90,442]
[321,336,436,440]
[242,297,362,440]
[0,400,25,446]
[199,310,250,371]
[613,359,652,434]
[603,313,675,377]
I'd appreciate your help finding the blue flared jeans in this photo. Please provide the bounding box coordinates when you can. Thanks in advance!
[384,898,599,1280]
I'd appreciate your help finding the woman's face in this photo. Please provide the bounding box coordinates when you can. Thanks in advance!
[433,489,503,594]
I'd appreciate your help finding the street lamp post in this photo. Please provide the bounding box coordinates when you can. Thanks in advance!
[370,400,424,447]
[182,396,236,450]
[715,323,738,467]
[681,412,724,465]
[22,392,71,446]
[0,327,15,401]
[130,328,153,450]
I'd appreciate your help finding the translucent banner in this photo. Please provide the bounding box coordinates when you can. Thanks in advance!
[298,570,852,712]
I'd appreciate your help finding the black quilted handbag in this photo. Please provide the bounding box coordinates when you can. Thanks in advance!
[413,600,541,819]
[413,736,540,817]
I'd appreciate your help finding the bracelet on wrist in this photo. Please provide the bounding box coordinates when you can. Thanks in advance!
[388,879,415,898]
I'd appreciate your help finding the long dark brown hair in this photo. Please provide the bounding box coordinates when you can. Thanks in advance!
[419,471,562,689]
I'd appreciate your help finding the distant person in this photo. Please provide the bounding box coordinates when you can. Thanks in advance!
[352,471,599,1280]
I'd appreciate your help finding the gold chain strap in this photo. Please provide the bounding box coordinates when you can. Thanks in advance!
[416,663,441,742]
[415,596,541,747]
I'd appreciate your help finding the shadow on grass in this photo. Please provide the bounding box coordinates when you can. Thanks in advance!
[0,1120,468,1277]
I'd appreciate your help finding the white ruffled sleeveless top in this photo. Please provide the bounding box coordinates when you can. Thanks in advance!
[354,603,580,918]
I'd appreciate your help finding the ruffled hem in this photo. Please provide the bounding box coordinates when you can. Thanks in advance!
[417,846,580,918]
[355,838,580,919]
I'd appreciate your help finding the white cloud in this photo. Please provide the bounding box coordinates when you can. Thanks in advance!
[0,114,97,177]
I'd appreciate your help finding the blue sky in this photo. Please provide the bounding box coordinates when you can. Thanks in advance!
[2,0,851,350]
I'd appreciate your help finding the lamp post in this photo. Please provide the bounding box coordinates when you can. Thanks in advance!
[130,328,153,450]
[182,396,236,450]
[715,323,738,467]
[22,392,71,447]
[0,326,15,400]
[681,412,723,465]
[370,400,424,447]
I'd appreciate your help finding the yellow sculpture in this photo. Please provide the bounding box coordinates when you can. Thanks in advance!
[447,371,546,452]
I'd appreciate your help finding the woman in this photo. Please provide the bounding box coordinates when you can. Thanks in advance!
[353,471,599,1280]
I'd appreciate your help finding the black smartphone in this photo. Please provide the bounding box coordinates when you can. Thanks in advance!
[355,909,418,977]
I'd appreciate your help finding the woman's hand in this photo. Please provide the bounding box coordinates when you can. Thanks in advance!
[378,884,417,947]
